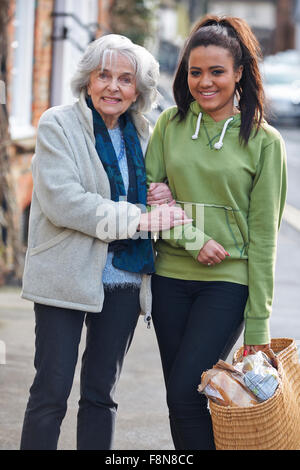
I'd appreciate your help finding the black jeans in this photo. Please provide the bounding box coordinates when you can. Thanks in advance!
[20,287,140,450]
[151,274,248,450]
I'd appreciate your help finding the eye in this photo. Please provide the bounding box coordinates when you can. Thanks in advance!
[190,70,201,77]
[98,71,110,81]
[212,69,224,76]
[119,75,134,86]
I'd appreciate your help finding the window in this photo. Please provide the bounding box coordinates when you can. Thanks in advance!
[9,0,35,140]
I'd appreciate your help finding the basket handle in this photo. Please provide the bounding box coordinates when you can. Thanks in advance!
[264,347,279,369]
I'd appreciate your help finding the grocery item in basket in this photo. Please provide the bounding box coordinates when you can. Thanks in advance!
[198,351,280,407]
[244,370,279,401]
[235,351,280,401]
[198,360,259,407]
[235,350,278,374]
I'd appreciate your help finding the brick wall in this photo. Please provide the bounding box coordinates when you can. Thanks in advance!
[97,0,113,36]
[32,0,55,127]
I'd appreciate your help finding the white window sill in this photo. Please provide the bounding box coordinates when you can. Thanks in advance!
[9,122,36,142]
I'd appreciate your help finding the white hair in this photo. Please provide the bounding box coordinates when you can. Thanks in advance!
[70,34,160,113]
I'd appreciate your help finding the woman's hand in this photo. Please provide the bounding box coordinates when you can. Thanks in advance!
[147,182,175,206]
[243,344,271,356]
[197,239,230,266]
[138,204,192,232]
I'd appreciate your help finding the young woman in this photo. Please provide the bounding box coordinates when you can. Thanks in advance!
[146,15,287,450]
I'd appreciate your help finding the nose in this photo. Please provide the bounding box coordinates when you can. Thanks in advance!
[199,73,213,88]
[107,77,119,91]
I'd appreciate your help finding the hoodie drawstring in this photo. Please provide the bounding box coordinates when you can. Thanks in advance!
[213,117,234,149]
[192,112,202,139]
[192,113,234,150]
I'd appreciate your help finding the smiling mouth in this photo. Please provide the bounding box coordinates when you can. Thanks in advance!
[200,91,218,97]
[102,97,121,103]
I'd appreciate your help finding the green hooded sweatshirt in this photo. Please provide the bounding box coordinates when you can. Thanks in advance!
[145,102,287,345]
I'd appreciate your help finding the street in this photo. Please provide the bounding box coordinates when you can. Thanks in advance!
[277,126,300,210]
[0,125,299,450]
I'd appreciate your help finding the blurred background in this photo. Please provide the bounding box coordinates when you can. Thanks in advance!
[0,0,300,284]
[1,0,300,450]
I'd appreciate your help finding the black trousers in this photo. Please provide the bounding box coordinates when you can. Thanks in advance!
[20,287,140,450]
[151,274,248,450]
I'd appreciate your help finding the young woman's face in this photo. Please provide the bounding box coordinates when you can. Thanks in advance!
[87,52,139,129]
[187,45,243,121]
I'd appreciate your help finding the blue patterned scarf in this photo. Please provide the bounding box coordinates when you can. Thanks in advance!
[87,97,155,274]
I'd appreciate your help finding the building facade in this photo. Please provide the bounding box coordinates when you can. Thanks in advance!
[7,0,112,245]
[155,0,297,71]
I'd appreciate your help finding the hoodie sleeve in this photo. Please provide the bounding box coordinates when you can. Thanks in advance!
[243,135,287,345]
[145,109,211,256]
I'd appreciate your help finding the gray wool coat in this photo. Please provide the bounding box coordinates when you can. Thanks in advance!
[21,91,152,321]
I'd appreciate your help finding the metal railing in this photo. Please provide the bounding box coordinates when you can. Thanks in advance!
[51,11,109,52]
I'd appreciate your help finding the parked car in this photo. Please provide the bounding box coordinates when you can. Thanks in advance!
[264,49,300,67]
[261,50,300,125]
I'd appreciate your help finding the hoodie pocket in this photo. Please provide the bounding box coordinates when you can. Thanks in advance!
[203,204,248,258]
[177,201,248,258]
[30,229,73,256]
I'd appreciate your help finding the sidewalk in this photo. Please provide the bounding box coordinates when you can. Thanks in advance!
[0,289,172,450]
[0,219,299,450]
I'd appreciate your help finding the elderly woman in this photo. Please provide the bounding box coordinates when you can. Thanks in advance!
[20,34,189,450]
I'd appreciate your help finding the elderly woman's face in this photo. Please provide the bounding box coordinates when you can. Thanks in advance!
[87,53,139,128]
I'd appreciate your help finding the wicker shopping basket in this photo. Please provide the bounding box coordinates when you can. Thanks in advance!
[209,338,300,450]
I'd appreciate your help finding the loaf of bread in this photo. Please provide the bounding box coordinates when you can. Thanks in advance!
[198,360,259,407]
